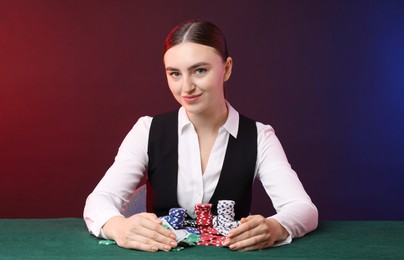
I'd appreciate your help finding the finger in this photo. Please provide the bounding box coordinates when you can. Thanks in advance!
[224,227,254,247]
[134,224,176,244]
[138,212,161,223]
[133,213,176,240]
[137,220,177,245]
[225,216,269,248]
[240,218,248,224]
[147,215,175,238]
[227,216,260,238]
[228,233,273,251]
[237,240,272,252]
[227,222,249,238]
[125,239,159,252]
[123,233,174,252]
[126,214,177,249]
[240,215,255,224]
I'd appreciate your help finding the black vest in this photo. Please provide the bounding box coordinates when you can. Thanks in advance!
[146,111,257,219]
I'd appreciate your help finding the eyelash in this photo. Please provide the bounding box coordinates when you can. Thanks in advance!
[195,68,207,75]
[169,68,207,78]
[170,72,181,78]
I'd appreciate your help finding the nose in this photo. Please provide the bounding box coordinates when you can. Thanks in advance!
[182,75,195,93]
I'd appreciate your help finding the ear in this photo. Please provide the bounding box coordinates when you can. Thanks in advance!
[223,57,233,82]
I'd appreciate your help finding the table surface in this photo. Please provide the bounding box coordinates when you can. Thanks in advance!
[1,218,403,259]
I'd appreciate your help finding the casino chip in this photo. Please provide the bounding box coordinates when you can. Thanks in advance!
[213,200,240,236]
[161,200,241,248]
[194,203,228,247]
[197,233,226,247]
[166,208,187,229]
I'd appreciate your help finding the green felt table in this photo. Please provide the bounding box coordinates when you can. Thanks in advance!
[1,218,403,259]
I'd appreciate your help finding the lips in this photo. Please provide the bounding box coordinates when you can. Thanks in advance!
[183,93,202,102]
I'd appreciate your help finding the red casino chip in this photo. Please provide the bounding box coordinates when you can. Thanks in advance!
[197,233,226,247]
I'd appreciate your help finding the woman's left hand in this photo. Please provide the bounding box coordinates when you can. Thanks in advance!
[223,215,289,251]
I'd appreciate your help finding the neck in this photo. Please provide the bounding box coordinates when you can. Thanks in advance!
[188,101,228,134]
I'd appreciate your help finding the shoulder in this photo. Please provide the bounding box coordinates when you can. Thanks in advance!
[255,121,275,137]
[238,114,276,138]
[255,121,278,149]
[132,115,153,131]
[226,102,275,139]
[133,109,179,130]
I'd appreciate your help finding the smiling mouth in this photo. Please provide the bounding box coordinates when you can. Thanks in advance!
[183,93,202,101]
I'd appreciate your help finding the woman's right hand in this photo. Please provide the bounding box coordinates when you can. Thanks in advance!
[102,213,177,252]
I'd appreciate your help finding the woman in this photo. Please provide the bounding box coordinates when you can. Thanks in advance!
[84,20,318,252]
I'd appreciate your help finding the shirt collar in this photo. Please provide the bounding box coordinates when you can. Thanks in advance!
[178,107,192,133]
[222,102,239,138]
[178,101,240,138]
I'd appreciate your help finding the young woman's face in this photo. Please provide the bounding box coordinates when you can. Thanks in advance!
[163,42,232,116]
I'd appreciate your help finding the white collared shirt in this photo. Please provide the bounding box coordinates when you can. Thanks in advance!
[83,102,318,244]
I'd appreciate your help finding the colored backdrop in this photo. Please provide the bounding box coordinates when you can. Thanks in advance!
[1,0,403,220]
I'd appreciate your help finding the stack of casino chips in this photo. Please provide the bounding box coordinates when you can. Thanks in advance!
[194,203,225,247]
[164,208,187,229]
[213,200,241,236]
[161,201,241,247]
[161,208,200,235]
[194,203,215,233]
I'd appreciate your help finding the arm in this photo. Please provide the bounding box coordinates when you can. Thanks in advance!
[83,116,177,251]
[224,122,318,251]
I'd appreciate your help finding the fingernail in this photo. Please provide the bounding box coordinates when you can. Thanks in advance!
[170,241,177,247]
[164,245,171,251]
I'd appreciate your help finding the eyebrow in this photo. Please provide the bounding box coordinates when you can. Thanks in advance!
[165,62,211,71]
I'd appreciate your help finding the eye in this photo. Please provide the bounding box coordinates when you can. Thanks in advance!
[194,68,207,76]
[169,71,181,78]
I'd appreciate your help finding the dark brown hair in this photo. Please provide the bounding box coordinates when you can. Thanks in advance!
[164,20,229,61]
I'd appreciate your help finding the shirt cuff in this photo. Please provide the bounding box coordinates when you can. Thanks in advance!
[267,216,293,247]
[99,227,108,239]
[273,234,292,247]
